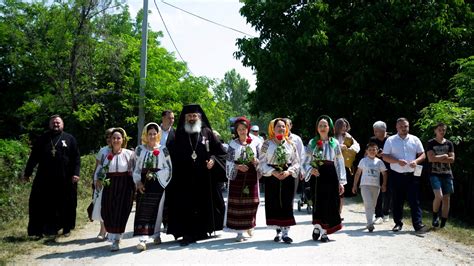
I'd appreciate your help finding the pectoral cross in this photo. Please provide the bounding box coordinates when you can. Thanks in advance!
[51,147,57,157]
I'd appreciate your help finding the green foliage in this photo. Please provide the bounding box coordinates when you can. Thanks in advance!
[0,0,235,152]
[0,140,30,224]
[416,55,474,223]
[237,1,474,139]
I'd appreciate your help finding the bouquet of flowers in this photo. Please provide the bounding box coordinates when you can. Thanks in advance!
[237,137,254,165]
[97,153,113,187]
[274,134,287,172]
[310,139,324,169]
[145,149,160,181]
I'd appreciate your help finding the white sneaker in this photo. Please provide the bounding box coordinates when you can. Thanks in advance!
[136,241,147,251]
[247,229,254,238]
[383,215,390,222]
[235,234,246,242]
[110,240,120,252]
[374,217,383,224]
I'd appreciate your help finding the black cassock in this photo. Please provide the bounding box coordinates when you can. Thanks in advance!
[24,131,80,236]
[166,127,226,240]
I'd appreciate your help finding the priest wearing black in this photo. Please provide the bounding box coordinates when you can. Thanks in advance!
[166,104,227,246]
[23,115,81,238]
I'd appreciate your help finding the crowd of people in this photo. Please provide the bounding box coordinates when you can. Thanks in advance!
[22,107,456,251]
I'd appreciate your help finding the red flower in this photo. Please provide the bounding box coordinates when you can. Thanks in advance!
[276,134,284,141]
[153,149,160,156]
[246,137,253,144]
[317,140,323,148]
[107,153,114,161]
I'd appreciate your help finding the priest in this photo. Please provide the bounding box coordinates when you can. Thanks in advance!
[166,104,227,246]
[23,115,81,238]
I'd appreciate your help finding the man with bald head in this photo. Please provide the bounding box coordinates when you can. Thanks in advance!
[23,115,81,238]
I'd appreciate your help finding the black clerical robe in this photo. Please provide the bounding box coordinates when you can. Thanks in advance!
[24,131,80,236]
[166,127,226,240]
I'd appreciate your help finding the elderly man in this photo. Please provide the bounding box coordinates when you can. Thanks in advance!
[383,118,428,233]
[250,125,263,143]
[165,104,227,246]
[369,121,392,224]
[23,115,81,238]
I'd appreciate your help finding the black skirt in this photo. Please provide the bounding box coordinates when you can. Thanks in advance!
[101,172,135,234]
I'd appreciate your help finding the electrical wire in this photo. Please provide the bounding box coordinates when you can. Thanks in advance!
[161,0,257,38]
[153,0,192,74]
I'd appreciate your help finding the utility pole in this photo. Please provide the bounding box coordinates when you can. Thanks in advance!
[138,0,149,143]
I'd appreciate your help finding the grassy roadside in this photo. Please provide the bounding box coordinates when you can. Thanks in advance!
[349,193,474,246]
[0,155,95,264]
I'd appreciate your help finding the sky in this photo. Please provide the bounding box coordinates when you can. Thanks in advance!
[127,0,259,89]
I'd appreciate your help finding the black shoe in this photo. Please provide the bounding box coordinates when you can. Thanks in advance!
[415,225,429,234]
[180,236,194,246]
[392,224,403,232]
[273,235,281,242]
[282,236,293,244]
[432,217,440,227]
[440,218,447,228]
[179,239,190,246]
[320,235,329,242]
[312,228,320,241]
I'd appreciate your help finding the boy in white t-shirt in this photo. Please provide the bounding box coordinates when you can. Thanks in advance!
[352,142,387,232]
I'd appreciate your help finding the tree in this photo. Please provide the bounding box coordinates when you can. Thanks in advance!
[0,1,234,152]
[236,1,473,139]
[415,55,474,223]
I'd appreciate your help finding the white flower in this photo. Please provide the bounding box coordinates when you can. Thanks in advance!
[62,140,67,147]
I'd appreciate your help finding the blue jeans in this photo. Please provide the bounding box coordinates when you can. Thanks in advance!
[390,170,423,230]
[430,174,454,195]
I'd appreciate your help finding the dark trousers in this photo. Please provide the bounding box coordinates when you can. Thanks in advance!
[375,174,392,218]
[391,170,423,230]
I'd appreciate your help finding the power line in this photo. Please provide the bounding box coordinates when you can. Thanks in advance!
[153,0,192,74]
[161,0,257,38]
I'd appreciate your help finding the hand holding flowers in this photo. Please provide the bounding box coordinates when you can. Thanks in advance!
[97,153,113,188]
[145,149,160,181]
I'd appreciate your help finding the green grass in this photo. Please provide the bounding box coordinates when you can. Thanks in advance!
[349,193,474,246]
[0,154,95,264]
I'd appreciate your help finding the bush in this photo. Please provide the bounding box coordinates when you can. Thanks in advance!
[0,140,30,224]
[0,138,97,227]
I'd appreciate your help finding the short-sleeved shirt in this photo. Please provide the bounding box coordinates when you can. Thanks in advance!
[95,146,110,161]
[427,138,454,175]
[357,157,387,187]
[383,134,424,173]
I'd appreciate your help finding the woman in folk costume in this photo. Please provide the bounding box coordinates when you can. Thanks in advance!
[225,117,262,242]
[259,118,300,244]
[91,127,114,241]
[94,128,135,251]
[133,123,172,251]
[334,118,360,214]
[303,115,346,242]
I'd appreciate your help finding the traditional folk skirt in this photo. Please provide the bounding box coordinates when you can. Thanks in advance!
[134,170,165,236]
[264,165,296,227]
[310,162,343,234]
[226,164,259,230]
[101,172,135,234]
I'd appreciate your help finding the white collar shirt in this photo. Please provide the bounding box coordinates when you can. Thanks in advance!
[383,133,424,173]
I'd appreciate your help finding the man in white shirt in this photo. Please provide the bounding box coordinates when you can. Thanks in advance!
[383,118,427,233]
[284,118,305,200]
[249,125,263,143]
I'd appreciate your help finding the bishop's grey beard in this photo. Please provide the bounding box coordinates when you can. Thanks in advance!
[184,120,202,134]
